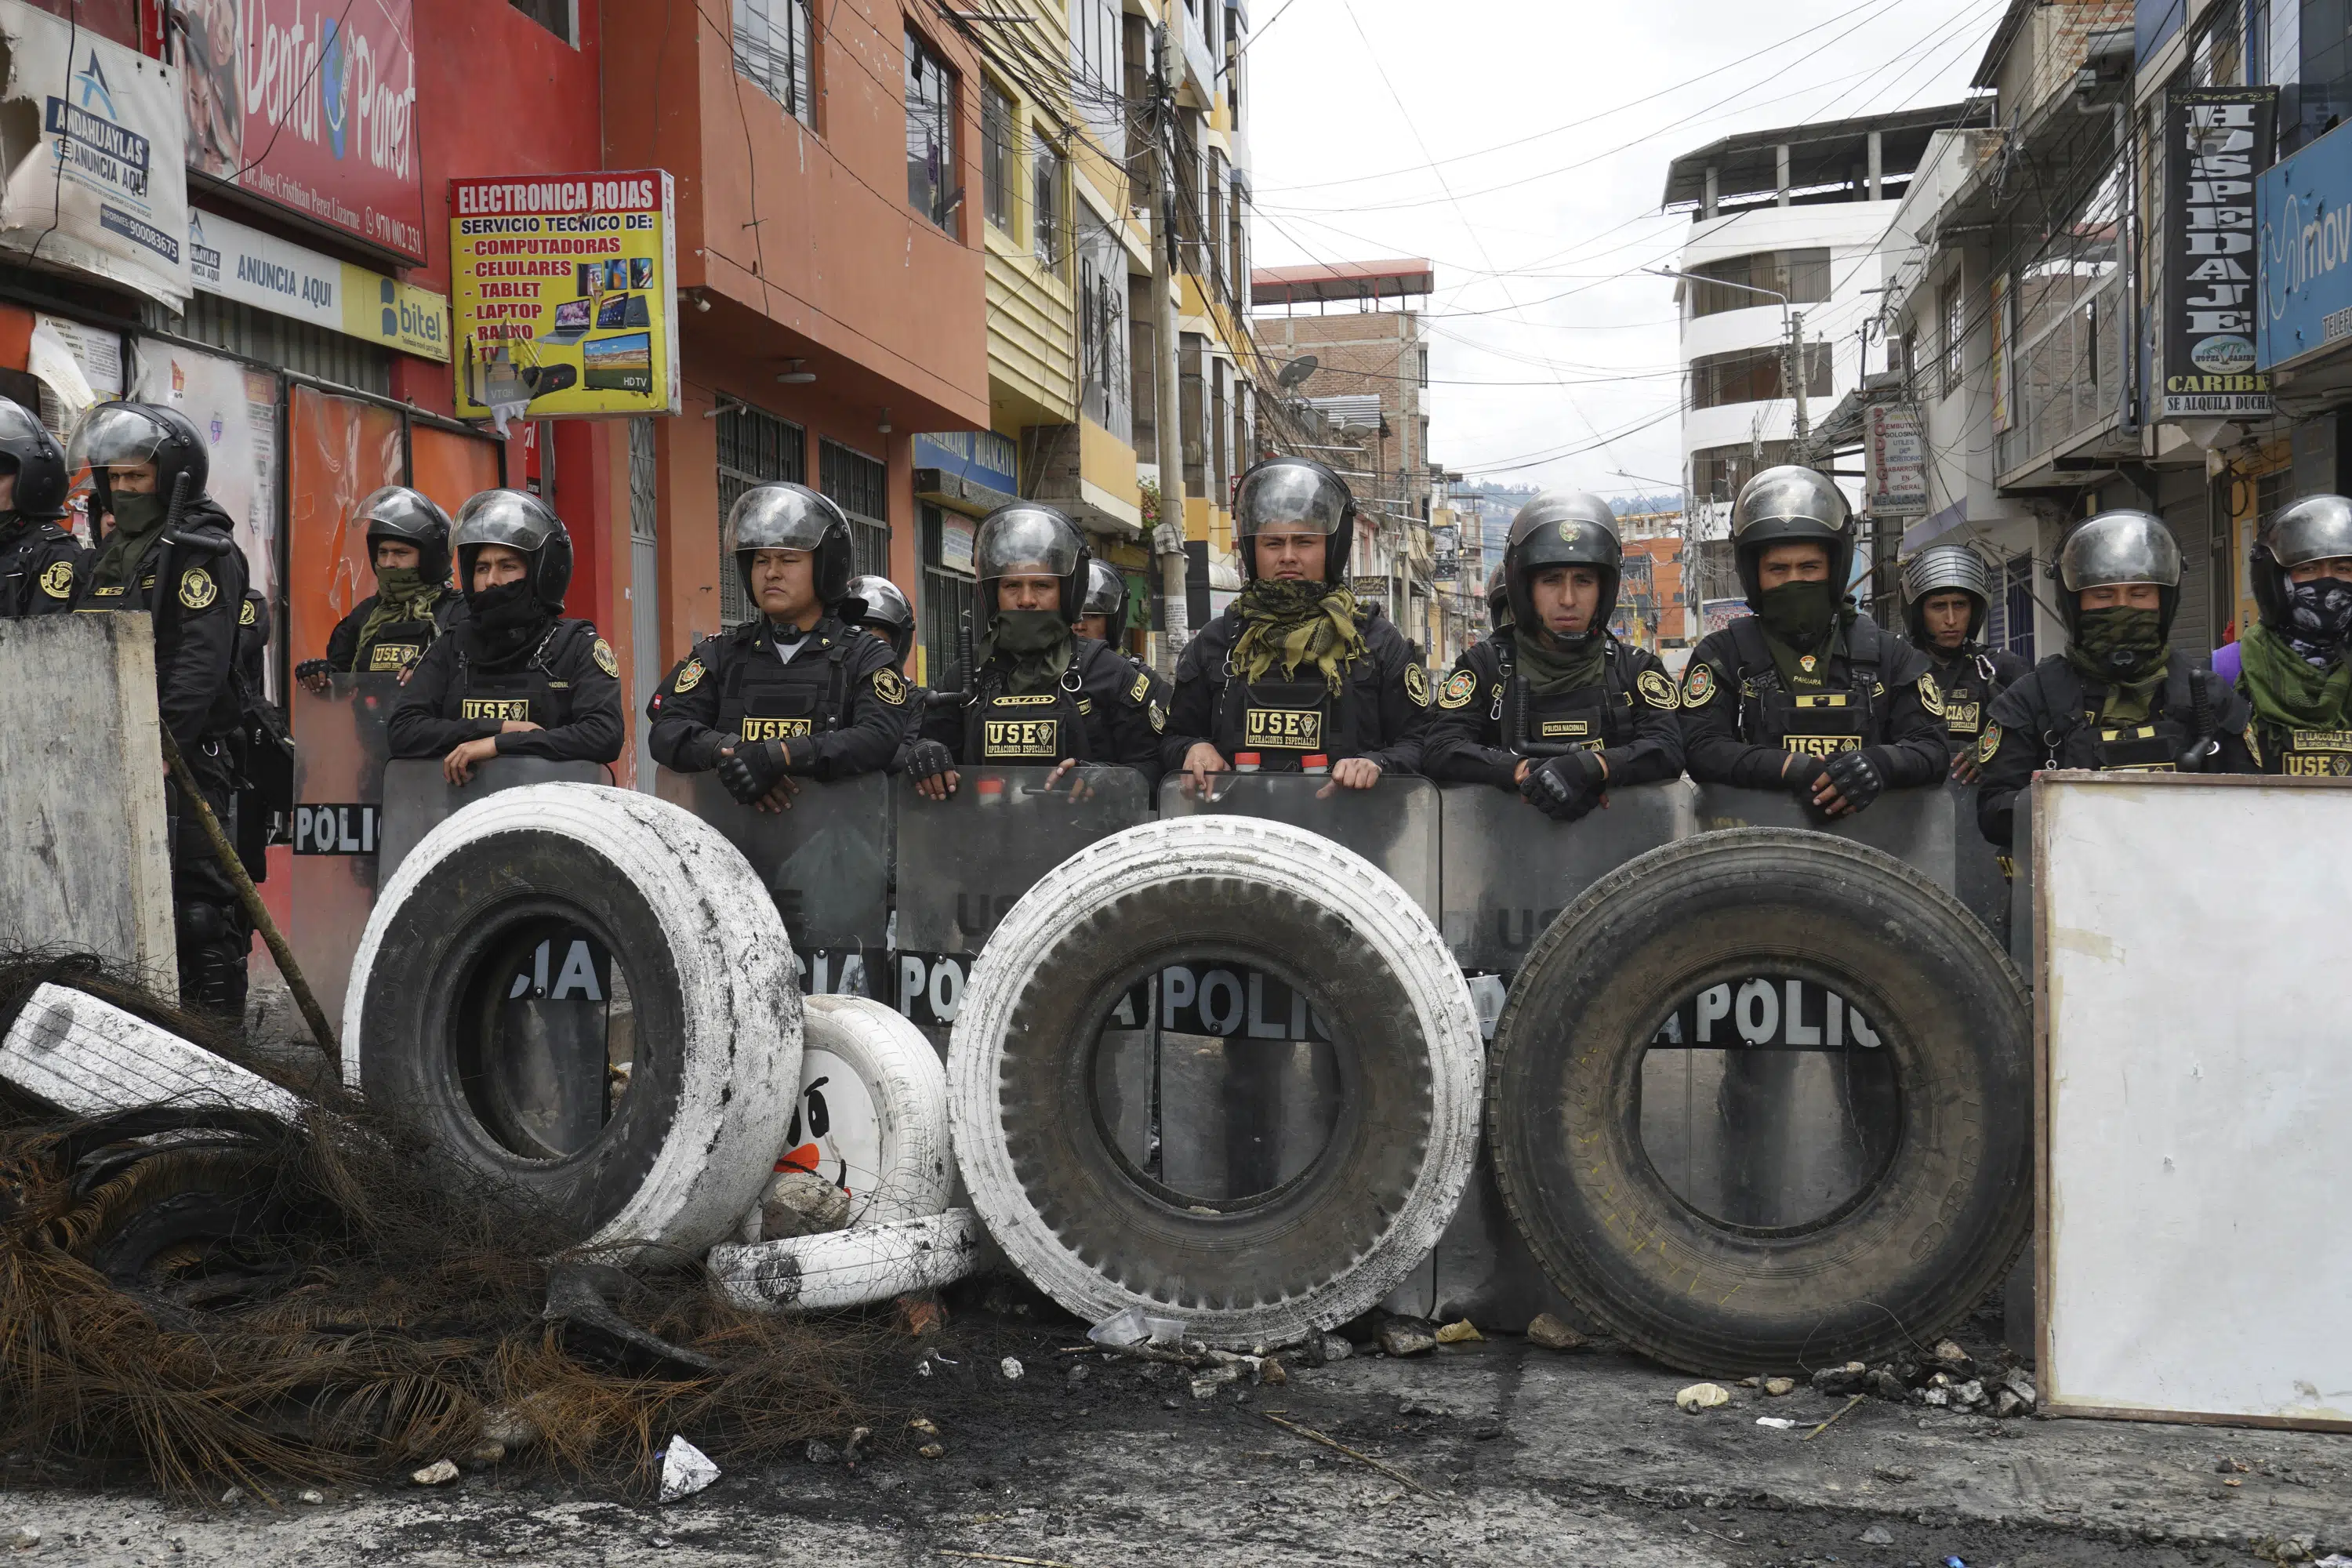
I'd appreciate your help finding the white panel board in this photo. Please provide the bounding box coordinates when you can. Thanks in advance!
[2036,773,2352,1429]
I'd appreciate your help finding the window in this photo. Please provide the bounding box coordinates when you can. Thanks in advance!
[1690,441,1794,503]
[1123,12,1151,208]
[982,82,1014,233]
[1225,2,1243,123]
[1686,344,1831,412]
[510,0,572,44]
[1078,211,1131,439]
[1416,347,1429,388]
[820,437,891,578]
[905,27,959,231]
[734,0,814,124]
[716,404,808,627]
[1032,132,1063,270]
[2191,0,2245,87]
[921,504,976,692]
[1684,249,1831,318]
[2001,553,2036,662]
[1940,278,1964,398]
[1228,181,1247,298]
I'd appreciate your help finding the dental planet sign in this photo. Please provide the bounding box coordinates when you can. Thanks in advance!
[178,0,425,262]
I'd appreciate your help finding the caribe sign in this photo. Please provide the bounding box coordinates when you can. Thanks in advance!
[178,0,426,263]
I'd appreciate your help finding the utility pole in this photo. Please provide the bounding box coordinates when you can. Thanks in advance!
[1789,308,1810,448]
[1149,24,1189,672]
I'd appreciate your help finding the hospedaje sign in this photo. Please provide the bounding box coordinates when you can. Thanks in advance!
[449,172,680,427]
[2256,115,2352,372]
[2162,85,2276,419]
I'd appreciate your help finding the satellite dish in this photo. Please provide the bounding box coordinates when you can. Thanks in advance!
[1276,355,1319,390]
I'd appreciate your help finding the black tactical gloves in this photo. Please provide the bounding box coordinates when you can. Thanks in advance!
[1819,747,1886,815]
[1519,749,1607,822]
[718,736,811,804]
[902,737,956,782]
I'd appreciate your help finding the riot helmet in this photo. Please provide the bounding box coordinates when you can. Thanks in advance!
[2052,509,2180,640]
[67,401,209,515]
[2251,494,2352,630]
[1080,557,1130,633]
[357,485,452,586]
[724,482,855,610]
[1504,490,1622,642]
[1900,543,1994,644]
[975,503,1088,622]
[452,489,572,614]
[1729,464,1853,605]
[1485,561,1510,630]
[1233,456,1356,583]
[0,397,67,519]
[844,572,915,666]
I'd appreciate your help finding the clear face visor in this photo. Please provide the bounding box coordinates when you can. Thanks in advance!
[1733,470,1847,539]
[726,487,839,555]
[0,400,48,448]
[2059,515,2180,592]
[2263,499,2352,569]
[65,405,170,476]
[358,485,445,540]
[977,510,1080,579]
[1081,561,1125,616]
[452,490,562,554]
[848,575,913,627]
[1235,467,1348,539]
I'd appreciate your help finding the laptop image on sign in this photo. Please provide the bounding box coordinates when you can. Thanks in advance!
[539,298,594,346]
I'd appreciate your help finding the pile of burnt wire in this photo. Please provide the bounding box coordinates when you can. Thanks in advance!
[0,949,885,1498]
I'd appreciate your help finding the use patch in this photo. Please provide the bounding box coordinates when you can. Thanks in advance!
[176,568,216,611]
[1681,662,1716,707]
[1436,669,1479,710]
[1637,669,1678,710]
[593,637,619,677]
[1129,670,1151,703]
[1405,663,1430,706]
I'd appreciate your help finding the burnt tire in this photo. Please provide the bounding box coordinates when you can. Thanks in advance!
[1488,826,2031,1374]
[344,783,799,1257]
[949,816,1483,1348]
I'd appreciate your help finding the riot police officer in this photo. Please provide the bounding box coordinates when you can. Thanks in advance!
[388,491,623,781]
[1424,492,1683,819]
[1075,557,1129,646]
[646,485,909,810]
[846,572,917,673]
[1977,510,2257,847]
[903,502,1163,797]
[1165,456,1428,792]
[1900,543,2031,782]
[2234,494,2352,775]
[300,486,461,686]
[1485,560,1509,632]
[1680,465,1945,817]
[66,401,251,1014]
[0,397,86,616]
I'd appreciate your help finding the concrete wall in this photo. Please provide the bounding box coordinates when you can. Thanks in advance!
[0,616,176,990]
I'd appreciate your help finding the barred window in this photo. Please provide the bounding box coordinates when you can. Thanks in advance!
[820,437,891,579]
[717,404,808,627]
[734,0,814,124]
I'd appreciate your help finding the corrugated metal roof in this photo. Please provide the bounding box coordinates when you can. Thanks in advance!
[1250,258,1435,308]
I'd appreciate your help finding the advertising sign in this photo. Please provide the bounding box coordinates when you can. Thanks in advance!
[188,207,446,359]
[450,171,679,429]
[132,339,279,607]
[2256,115,2352,371]
[178,0,425,262]
[1864,402,1928,517]
[2162,85,2276,419]
[0,0,188,306]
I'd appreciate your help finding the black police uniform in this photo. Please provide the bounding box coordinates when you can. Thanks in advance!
[0,516,89,616]
[920,634,1167,786]
[1916,641,2032,759]
[647,613,912,779]
[1680,610,1949,790]
[235,589,270,693]
[1975,658,2258,846]
[387,617,626,764]
[1162,604,1428,775]
[325,586,463,675]
[73,495,252,1008]
[1423,626,1684,788]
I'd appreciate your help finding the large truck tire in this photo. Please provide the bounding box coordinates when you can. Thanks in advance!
[770,995,954,1229]
[1488,826,2031,1374]
[2,982,301,1120]
[344,783,799,1258]
[949,816,1483,1348]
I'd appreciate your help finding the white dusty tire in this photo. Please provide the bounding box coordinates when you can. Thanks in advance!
[2,982,301,1120]
[343,782,799,1257]
[751,995,953,1235]
[709,1210,982,1312]
[949,816,1483,1347]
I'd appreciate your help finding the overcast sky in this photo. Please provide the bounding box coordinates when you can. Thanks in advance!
[1246,0,2006,501]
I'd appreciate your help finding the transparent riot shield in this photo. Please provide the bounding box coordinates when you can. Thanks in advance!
[1153,772,1442,917]
[1690,782,1958,890]
[655,767,892,995]
[1438,780,1693,973]
[379,756,615,880]
[286,675,405,1026]
[1949,779,2012,945]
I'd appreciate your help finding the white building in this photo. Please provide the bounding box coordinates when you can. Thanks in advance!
[1665,106,1992,551]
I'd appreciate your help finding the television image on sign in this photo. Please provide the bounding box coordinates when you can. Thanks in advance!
[583,331,653,392]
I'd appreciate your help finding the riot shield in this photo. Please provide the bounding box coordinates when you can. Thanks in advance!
[1949,779,2011,944]
[1439,780,1693,973]
[286,675,405,1025]
[379,756,615,881]
[655,768,891,958]
[1153,772,1442,917]
[1690,782,1958,890]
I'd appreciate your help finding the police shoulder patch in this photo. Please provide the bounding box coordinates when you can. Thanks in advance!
[38,560,73,599]
[673,656,705,693]
[1682,661,1717,707]
[1436,668,1479,710]
[873,666,908,706]
[1976,722,2002,766]
[1405,662,1430,706]
[1918,671,1944,717]
[1128,670,1151,704]
[177,567,216,611]
[593,637,619,677]
[239,597,256,626]
[1149,699,1167,733]
[1637,668,1678,710]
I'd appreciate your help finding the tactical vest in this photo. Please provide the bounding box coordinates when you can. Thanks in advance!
[964,665,1091,764]
[2028,664,2203,773]
[450,626,575,730]
[1726,617,1884,757]
[717,635,853,743]
[353,594,455,674]
[1494,639,1637,757]
[2254,720,2352,777]
[1926,648,2001,748]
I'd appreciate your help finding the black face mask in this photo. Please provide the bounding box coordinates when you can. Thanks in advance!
[2286,578,2352,653]
[463,575,546,661]
[1756,579,1838,652]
